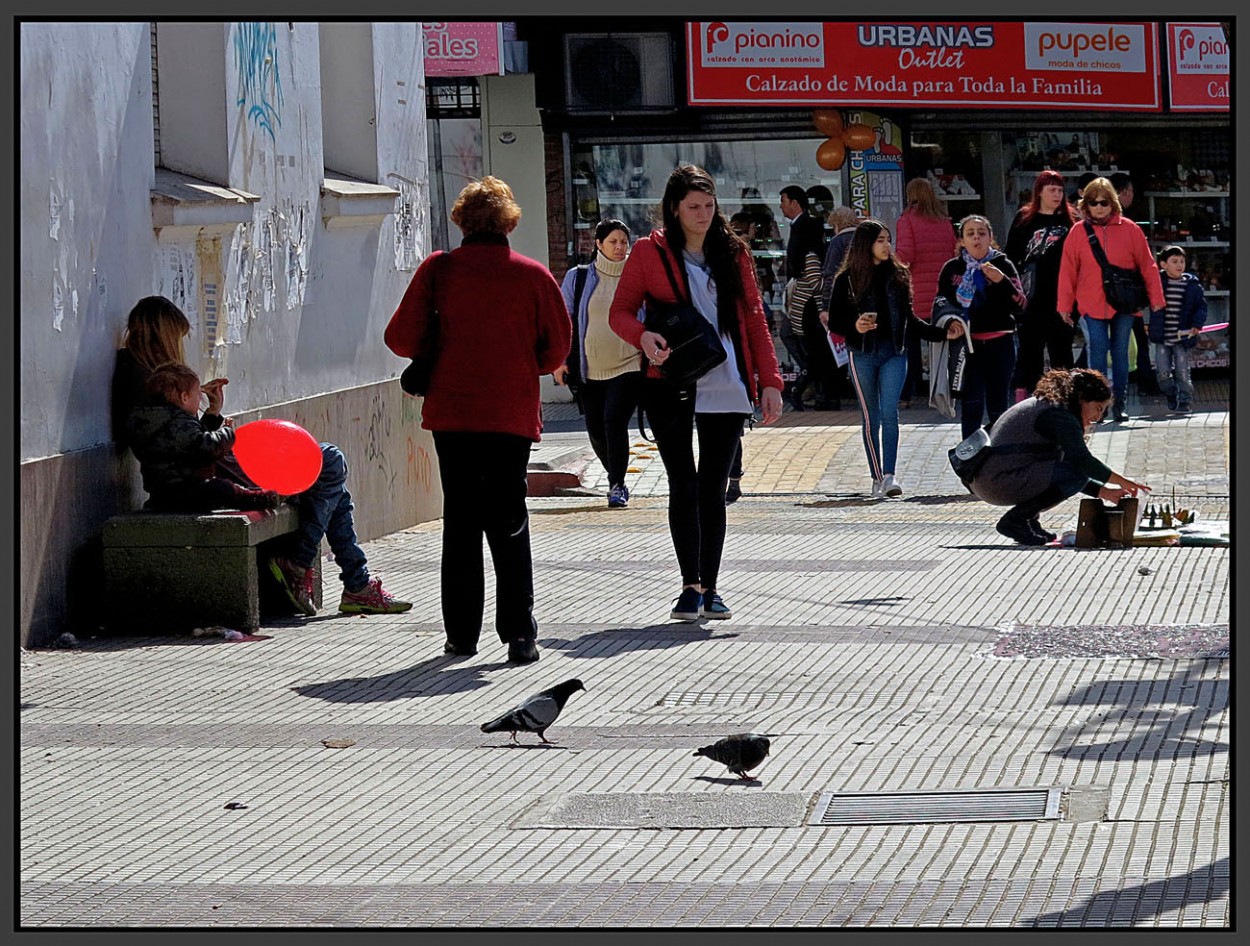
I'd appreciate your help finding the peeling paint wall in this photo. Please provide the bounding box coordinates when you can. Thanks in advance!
[19,23,434,646]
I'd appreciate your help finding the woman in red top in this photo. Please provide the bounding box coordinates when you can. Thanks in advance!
[1056,176,1165,422]
[385,176,571,665]
[894,177,956,407]
[610,165,783,624]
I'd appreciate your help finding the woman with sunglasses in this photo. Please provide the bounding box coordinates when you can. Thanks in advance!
[1057,177,1164,422]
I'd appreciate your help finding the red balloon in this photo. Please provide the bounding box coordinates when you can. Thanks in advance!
[233,419,323,495]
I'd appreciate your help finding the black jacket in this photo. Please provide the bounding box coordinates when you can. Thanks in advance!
[126,398,235,496]
[827,262,949,355]
[934,250,1026,335]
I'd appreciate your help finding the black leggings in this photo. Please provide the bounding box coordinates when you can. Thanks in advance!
[579,372,642,488]
[641,379,747,592]
[1014,307,1075,394]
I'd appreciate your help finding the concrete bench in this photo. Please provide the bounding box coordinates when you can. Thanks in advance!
[102,505,323,633]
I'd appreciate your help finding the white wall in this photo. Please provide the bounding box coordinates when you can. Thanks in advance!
[18,22,434,646]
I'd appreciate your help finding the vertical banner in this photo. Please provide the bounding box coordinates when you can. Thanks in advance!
[1165,23,1230,111]
[845,111,905,226]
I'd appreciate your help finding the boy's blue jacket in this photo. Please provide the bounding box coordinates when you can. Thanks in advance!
[1147,272,1208,349]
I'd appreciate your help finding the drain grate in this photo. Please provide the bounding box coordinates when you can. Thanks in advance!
[810,786,1062,825]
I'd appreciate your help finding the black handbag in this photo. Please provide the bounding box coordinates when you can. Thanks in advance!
[399,251,447,397]
[1083,221,1149,314]
[644,247,727,389]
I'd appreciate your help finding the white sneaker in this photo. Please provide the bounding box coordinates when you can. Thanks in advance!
[882,474,903,498]
[870,479,885,499]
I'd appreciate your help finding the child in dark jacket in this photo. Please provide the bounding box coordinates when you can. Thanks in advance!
[126,363,281,512]
[1148,245,1208,413]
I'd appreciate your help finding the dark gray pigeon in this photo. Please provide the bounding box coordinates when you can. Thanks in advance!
[694,733,771,780]
[480,678,586,744]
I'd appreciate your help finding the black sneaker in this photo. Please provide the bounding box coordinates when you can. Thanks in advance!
[701,592,732,619]
[1027,518,1057,542]
[506,639,540,664]
[996,513,1049,546]
[443,640,478,657]
[725,479,742,505]
[670,587,703,622]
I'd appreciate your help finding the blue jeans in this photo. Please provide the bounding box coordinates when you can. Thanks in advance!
[847,347,908,479]
[1152,343,1193,408]
[293,443,369,591]
[1082,313,1135,403]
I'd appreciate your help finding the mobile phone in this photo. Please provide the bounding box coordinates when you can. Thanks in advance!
[862,311,878,324]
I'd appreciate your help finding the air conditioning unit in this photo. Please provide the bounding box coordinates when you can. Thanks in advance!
[563,33,674,113]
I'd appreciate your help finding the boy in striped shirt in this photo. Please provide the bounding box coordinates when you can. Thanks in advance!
[1147,246,1208,414]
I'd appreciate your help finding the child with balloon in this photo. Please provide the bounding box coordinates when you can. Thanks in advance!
[113,295,411,618]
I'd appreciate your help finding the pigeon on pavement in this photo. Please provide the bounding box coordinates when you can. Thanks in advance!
[694,733,771,780]
[480,678,586,744]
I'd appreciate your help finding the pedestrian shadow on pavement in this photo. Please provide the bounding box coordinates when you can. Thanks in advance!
[291,655,510,703]
[1022,857,1229,926]
[541,624,739,657]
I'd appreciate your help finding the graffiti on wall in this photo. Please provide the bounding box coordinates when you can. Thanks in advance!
[234,23,284,142]
[386,173,427,271]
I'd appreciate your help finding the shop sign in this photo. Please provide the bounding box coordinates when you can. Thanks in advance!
[843,111,905,226]
[423,22,505,77]
[1165,23,1229,111]
[687,21,1161,111]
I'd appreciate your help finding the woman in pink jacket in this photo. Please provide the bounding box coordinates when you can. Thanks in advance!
[610,165,783,624]
[1057,177,1165,422]
[894,177,956,407]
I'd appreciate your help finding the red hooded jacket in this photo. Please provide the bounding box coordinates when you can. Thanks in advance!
[608,229,784,402]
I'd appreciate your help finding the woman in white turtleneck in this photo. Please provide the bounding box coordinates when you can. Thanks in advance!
[555,219,643,509]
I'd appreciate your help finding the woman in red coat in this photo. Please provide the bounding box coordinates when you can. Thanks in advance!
[1057,176,1164,422]
[385,176,571,665]
[610,165,784,624]
[894,177,956,407]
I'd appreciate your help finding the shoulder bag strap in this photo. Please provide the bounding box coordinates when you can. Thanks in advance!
[655,244,692,304]
[572,264,589,313]
[1083,220,1113,275]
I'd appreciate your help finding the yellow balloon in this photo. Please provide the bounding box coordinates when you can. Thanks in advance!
[812,108,844,136]
[816,137,846,171]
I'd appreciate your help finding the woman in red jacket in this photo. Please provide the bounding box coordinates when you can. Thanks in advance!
[1057,176,1165,422]
[385,176,571,665]
[610,165,784,624]
[894,177,956,408]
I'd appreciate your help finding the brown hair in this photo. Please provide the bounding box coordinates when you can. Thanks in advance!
[144,362,200,408]
[828,206,858,231]
[449,175,522,237]
[123,296,191,373]
[1078,177,1122,217]
[904,177,949,221]
[1034,367,1112,415]
[836,218,911,303]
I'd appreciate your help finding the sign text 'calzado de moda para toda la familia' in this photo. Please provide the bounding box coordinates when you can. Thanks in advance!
[687,21,1164,110]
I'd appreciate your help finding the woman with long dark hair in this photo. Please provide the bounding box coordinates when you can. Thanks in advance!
[934,214,1028,440]
[1005,169,1079,395]
[828,219,964,499]
[555,218,642,509]
[610,165,784,623]
[971,368,1150,545]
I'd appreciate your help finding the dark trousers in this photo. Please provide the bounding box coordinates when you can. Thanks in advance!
[433,431,536,648]
[580,372,641,488]
[897,332,925,402]
[1014,309,1075,395]
[729,438,744,480]
[1003,463,1091,522]
[959,334,1017,439]
[641,380,746,593]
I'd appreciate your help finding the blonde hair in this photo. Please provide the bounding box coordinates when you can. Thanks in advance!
[450,175,522,236]
[123,296,191,373]
[828,206,858,231]
[904,177,949,220]
[1078,177,1122,217]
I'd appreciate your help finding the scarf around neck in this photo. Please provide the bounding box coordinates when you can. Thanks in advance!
[956,247,990,308]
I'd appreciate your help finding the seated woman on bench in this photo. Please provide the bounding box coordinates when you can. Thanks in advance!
[112,295,411,617]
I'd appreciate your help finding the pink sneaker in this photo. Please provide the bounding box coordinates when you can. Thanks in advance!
[339,577,412,615]
[268,557,317,616]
